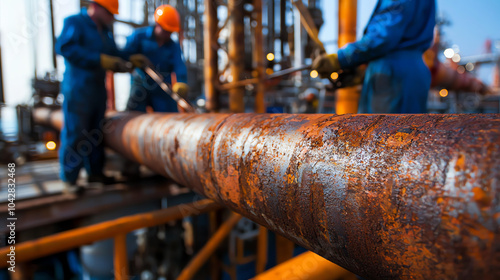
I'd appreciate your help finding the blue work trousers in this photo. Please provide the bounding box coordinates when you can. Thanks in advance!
[59,101,106,184]
[359,50,431,114]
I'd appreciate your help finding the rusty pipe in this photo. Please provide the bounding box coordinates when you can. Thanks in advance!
[35,110,500,279]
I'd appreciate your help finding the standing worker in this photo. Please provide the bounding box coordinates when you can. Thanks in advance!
[124,4,189,112]
[56,0,131,193]
[312,0,436,113]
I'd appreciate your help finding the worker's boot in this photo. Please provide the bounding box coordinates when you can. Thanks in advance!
[62,182,84,195]
[87,174,117,185]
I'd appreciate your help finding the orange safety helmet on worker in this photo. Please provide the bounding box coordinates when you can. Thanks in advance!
[154,5,180,32]
[93,0,119,15]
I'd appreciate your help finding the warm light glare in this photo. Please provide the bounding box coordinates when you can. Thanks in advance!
[465,63,475,72]
[444,48,455,59]
[310,70,319,79]
[46,141,57,151]
[452,53,461,63]
[266,68,274,75]
[330,72,339,80]
[439,89,449,98]
[457,66,466,74]
[196,99,206,107]
[266,53,275,61]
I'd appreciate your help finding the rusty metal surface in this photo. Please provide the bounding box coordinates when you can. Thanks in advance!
[35,110,500,279]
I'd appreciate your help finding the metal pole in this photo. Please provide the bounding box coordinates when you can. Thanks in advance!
[255,226,268,274]
[106,71,116,110]
[0,35,4,104]
[177,213,242,280]
[49,0,58,70]
[203,0,218,111]
[253,0,266,113]
[293,5,304,83]
[336,0,359,114]
[228,0,246,112]
[114,234,129,280]
[280,0,287,65]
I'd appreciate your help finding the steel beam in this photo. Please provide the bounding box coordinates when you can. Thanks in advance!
[34,110,500,279]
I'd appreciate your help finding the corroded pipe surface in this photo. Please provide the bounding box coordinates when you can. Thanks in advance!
[36,110,500,279]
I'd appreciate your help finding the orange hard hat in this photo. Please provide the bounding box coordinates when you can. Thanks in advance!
[154,5,180,33]
[93,0,119,15]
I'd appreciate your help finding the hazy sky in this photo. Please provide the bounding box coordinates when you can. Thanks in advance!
[1,0,499,107]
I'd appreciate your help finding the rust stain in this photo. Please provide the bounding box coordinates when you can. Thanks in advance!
[33,109,500,280]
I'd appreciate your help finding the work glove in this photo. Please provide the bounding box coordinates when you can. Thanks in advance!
[172,82,190,97]
[337,66,366,88]
[129,54,153,69]
[100,54,132,73]
[312,53,341,79]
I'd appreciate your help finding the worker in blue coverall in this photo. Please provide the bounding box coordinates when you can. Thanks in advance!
[312,0,436,113]
[123,4,189,112]
[56,0,131,193]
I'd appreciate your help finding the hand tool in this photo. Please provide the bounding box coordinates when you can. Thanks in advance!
[292,0,359,87]
[142,66,199,113]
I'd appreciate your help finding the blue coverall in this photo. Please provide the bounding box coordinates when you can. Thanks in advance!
[56,9,122,184]
[337,0,436,113]
[122,27,188,112]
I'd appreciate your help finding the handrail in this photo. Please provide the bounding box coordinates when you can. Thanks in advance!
[0,199,221,279]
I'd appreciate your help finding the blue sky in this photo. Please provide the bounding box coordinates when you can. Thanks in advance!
[1,0,499,106]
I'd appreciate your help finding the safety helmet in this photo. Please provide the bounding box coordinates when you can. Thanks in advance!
[93,0,119,15]
[154,5,180,33]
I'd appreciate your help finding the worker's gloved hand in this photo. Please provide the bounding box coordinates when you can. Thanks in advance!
[129,54,153,69]
[172,82,190,97]
[100,54,132,73]
[340,65,366,88]
[312,53,341,78]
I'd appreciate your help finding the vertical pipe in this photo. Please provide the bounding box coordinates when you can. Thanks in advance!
[204,0,218,112]
[280,0,286,65]
[49,0,57,70]
[254,0,266,113]
[106,71,116,111]
[177,213,242,280]
[255,226,268,274]
[114,234,129,280]
[228,0,246,113]
[493,61,500,90]
[209,210,222,280]
[336,0,359,114]
[275,234,295,264]
[0,36,4,104]
[293,6,304,82]
[267,0,275,54]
